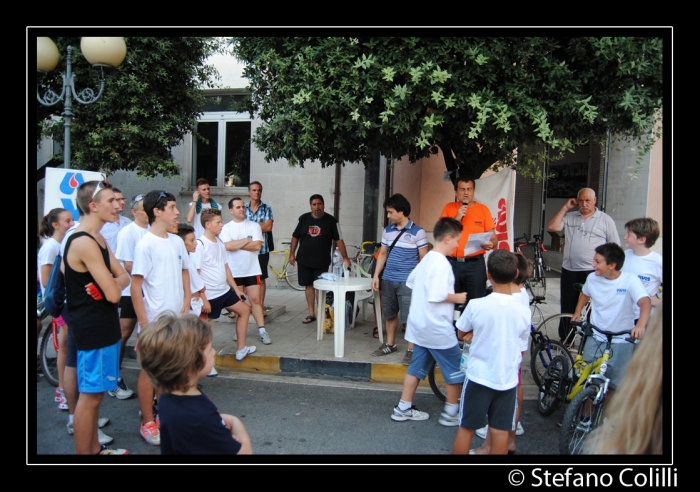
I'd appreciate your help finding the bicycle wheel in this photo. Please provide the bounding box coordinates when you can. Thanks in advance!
[559,384,604,455]
[529,261,546,299]
[40,324,60,387]
[283,261,304,291]
[530,339,574,389]
[428,360,447,402]
[537,354,569,417]
[535,313,581,349]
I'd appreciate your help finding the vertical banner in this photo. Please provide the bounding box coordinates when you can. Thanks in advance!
[476,168,516,252]
[44,168,104,220]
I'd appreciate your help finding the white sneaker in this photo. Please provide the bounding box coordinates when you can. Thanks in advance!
[108,377,135,400]
[207,367,218,377]
[476,422,524,439]
[98,429,114,446]
[260,331,272,345]
[438,411,459,427]
[235,345,257,361]
[67,417,109,435]
[391,405,429,422]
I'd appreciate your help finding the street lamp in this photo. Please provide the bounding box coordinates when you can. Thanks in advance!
[37,37,127,169]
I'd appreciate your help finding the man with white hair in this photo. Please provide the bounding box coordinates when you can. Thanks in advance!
[548,187,620,342]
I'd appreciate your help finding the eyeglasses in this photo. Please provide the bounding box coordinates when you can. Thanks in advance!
[90,179,111,203]
[131,194,145,210]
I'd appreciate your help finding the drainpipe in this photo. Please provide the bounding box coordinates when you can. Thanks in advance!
[601,129,611,212]
[333,163,341,221]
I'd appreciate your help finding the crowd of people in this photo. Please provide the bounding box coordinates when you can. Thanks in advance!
[36,176,662,456]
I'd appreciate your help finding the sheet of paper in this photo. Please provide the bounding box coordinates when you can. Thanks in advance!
[464,232,493,255]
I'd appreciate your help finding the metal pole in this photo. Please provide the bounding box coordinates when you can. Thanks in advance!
[63,46,74,169]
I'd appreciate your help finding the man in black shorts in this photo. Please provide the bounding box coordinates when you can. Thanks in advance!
[245,181,274,312]
[289,194,351,324]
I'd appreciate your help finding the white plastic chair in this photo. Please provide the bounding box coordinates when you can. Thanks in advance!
[349,263,374,329]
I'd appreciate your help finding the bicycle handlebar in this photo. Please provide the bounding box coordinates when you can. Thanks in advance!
[571,320,634,341]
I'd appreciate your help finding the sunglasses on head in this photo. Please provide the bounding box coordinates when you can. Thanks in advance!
[90,178,111,202]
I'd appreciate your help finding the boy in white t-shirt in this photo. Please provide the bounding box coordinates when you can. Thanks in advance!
[573,243,650,406]
[621,217,662,320]
[390,217,467,427]
[453,250,530,455]
[131,190,191,447]
[192,208,255,362]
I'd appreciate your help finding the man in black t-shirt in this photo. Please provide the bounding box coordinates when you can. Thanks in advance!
[289,194,351,323]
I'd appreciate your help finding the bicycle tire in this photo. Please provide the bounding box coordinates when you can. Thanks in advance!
[40,324,60,387]
[530,339,574,390]
[537,354,569,417]
[428,360,447,402]
[535,313,580,350]
[559,384,604,455]
[529,260,546,299]
[283,261,304,291]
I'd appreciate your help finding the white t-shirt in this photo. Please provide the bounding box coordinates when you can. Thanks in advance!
[115,222,150,297]
[404,251,456,350]
[219,219,263,278]
[131,231,189,323]
[191,235,230,300]
[37,237,61,297]
[188,202,212,239]
[582,271,649,343]
[512,286,530,310]
[622,249,662,318]
[101,215,133,255]
[456,292,530,391]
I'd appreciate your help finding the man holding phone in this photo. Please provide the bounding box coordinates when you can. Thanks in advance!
[547,187,620,342]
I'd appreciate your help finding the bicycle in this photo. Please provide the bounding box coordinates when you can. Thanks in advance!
[37,301,60,387]
[348,241,380,277]
[514,233,547,300]
[535,320,635,454]
[267,242,303,291]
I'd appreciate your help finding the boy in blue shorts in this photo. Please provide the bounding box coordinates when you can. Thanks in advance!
[390,217,467,426]
[572,243,650,406]
[453,250,530,455]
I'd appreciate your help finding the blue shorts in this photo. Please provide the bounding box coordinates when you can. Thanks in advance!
[207,289,241,320]
[407,344,465,385]
[582,337,635,390]
[458,379,517,431]
[77,340,120,394]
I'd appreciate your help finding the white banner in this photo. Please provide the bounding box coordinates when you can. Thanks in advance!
[44,168,104,220]
[476,168,516,252]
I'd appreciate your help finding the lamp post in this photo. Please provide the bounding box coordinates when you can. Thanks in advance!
[37,37,127,169]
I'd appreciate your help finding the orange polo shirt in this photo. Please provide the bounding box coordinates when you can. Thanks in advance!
[440,201,495,258]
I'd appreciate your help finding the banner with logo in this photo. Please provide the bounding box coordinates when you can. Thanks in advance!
[476,168,516,252]
[44,168,104,220]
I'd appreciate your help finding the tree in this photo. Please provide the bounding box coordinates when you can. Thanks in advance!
[37,37,223,178]
[231,37,663,182]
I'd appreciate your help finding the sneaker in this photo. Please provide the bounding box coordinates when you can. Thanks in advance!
[98,445,128,455]
[438,411,459,427]
[66,417,110,436]
[260,331,272,345]
[55,388,64,402]
[402,349,413,366]
[516,421,525,435]
[98,429,114,446]
[140,421,160,446]
[235,345,257,361]
[207,367,218,377]
[108,377,135,400]
[372,343,398,357]
[476,422,525,439]
[57,394,68,411]
[391,405,429,422]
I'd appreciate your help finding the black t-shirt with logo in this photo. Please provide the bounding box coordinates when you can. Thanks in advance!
[292,212,342,269]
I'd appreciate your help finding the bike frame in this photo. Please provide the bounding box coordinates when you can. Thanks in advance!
[267,249,291,280]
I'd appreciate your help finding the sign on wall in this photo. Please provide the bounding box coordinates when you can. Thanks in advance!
[44,168,104,220]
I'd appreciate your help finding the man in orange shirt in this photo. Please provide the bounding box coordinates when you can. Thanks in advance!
[439,177,497,306]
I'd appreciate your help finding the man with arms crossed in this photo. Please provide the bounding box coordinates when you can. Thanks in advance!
[220,197,272,345]
[289,194,351,324]
[440,177,497,306]
[186,178,221,239]
[62,180,130,454]
[245,181,274,312]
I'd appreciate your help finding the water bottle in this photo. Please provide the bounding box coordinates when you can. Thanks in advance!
[459,342,471,372]
[332,247,343,278]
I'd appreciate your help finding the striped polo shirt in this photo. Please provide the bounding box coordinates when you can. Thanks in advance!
[381,220,428,283]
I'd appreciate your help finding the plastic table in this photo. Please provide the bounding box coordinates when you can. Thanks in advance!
[313,277,383,358]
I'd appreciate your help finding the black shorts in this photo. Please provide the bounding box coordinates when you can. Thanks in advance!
[207,289,241,320]
[66,325,77,368]
[257,253,269,280]
[234,275,261,288]
[297,263,328,287]
[459,379,517,431]
[119,296,137,319]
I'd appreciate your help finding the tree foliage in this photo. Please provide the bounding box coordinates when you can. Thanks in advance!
[37,37,223,178]
[231,37,663,181]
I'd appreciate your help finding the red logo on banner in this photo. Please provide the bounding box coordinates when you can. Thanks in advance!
[495,198,510,251]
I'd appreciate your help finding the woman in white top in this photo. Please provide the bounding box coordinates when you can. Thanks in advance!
[37,208,74,408]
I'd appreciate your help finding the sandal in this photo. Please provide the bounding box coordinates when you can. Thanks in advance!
[373,327,379,339]
[302,315,317,324]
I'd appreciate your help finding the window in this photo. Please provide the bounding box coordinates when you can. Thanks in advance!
[192,94,251,188]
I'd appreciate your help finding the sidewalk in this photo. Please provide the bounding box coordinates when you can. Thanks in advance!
[126,273,563,398]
